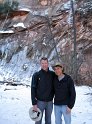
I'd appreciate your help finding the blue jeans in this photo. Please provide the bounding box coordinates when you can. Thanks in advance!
[54,105,71,124]
[35,100,53,124]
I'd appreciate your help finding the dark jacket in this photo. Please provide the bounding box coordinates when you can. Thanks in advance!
[54,74,76,109]
[31,69,54,105]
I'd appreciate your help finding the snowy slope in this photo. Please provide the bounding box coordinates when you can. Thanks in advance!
[0,45,39,85]
[0,84,92,124]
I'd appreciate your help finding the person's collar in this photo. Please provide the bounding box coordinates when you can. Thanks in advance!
[41,68,49,72]
[58,74,65,81]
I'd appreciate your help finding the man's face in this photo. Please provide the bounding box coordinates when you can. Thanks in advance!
[40,60,49,71]
[54,66,63,76]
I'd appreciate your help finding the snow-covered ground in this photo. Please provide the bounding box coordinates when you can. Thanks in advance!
[0,84,92,124]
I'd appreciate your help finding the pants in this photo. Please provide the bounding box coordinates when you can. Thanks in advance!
[54,105,71,124]
[35,100,53,124]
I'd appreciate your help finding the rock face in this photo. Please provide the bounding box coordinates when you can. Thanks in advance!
[0,0,92,85]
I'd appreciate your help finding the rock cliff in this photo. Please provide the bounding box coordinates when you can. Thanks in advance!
[0,0,92,85]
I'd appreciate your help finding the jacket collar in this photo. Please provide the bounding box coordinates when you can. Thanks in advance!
[41,68,49,73]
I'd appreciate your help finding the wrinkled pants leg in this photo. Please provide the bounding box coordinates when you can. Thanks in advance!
[45,101,53,124]
[35,101,46,124]
[62,105,71,124]
[54,105,62,124]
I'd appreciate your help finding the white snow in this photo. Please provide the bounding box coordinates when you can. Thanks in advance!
[63,1,71,10]
[0,30,14,34]
[0,84,92,124]
[0,45,39,85]
[19,8,31,12]
[42,42,46,46]
[13,23,26,28]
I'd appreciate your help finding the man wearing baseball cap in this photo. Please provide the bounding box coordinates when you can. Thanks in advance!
[52,62,76,124]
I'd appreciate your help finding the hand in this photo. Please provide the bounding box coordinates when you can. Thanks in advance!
[33,105,38,111]
[66,106,71,114]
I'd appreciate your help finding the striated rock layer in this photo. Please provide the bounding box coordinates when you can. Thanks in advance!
[0,0,92,85]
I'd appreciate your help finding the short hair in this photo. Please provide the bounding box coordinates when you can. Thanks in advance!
[40,57,48,62]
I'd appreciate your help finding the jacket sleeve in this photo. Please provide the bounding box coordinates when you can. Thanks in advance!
[31,72,38,105]
[68,76,76,109]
